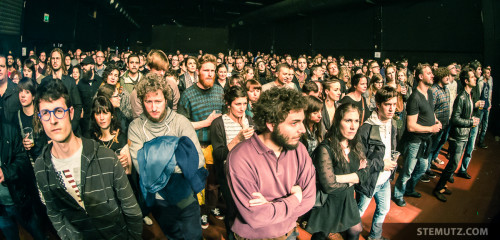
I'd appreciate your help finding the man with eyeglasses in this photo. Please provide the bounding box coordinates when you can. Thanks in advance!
[42,48,83,134]
[94,51,106,77]
[33,80,142,239]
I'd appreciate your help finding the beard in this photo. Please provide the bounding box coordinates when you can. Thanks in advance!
[198,78,214,89]
[81,69,93,81]
[271,126,301,150]
[144,107,167,123]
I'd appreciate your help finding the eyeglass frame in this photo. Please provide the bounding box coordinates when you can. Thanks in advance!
[38,107,72,121]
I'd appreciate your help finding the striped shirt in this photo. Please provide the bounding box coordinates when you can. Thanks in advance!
[178,83,225,144]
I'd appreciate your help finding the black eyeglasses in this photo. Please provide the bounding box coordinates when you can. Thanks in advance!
[38,107,70,121]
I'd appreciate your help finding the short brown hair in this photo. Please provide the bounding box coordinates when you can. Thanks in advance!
[433,67,451,83]
[198,54,217,70]
[136,72,171,102]
[147,49,169,71]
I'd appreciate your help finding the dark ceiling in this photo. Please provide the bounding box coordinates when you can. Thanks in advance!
[91,0,284,28]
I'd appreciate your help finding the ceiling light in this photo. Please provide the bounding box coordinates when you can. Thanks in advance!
[226,11,240,15]
[115,3,119,9]
[245,1,263,6]
[110,0,114,4]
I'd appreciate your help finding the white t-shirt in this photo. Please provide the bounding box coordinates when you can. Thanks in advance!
[51,144,85,209]
[376,120,393,186]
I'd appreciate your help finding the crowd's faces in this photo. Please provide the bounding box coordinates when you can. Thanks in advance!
[374,80,384,90]
[128,56,140,74]
[386,67,396,82]
[171,56,179,67]
[370,63,380,74]
[245,68,254,80]
[313,67,323,78]
[95,110,112,130]
[96,51,105,66]
[432,63,439,70]
[326,82,342,101]
[286,68,294,84]
[384,59,390,67]
[327,56,333,62]
[447,65,458,76]
[340,109,360,141]
[354,60,360,67]
[139,55,145,68]
[38,98,74,143]
[355,77,368,94]
[235,58,244,71]
[474,66,482,78]
[23,65,33,79]
[71,68,80,81]
[64,56,71,67]
[270,109,306,150]
[50,51,63,72]
[378,97,397,122]
[276,67,289,85]
[217,66,227,81]
[247,86,261,103]
[106,69,120,85]
[143,89,167,122]
[228,56,234,64]
[198,62,216,89]
[466,71,477,87]
[217,58,222,65]
[441,75,451,86]
[39,52,47,63]
[257,61,266,72]
[270,60,277,69]
[309,110,322,124]
[0,57,6,82]
[362,65,368,74]
[186,58,197,73]
[397,71,406,82]
[420,67,434,86]
[110,88,121,108]
[484,69,491,79]
[19,89,34,107]
[12,74,20,84]
[29,50,34,56]
[298,58,307,72]
[285,56,292,66]
[7,56,14,67]
[80,54,87,63]
[228,97,248,119]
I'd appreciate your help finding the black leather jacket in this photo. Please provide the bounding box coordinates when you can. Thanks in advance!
[449,89,474,142]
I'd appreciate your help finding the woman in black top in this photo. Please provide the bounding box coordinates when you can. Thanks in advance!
[300,96,324,155]
[339,73,371,124]
[306,103,368,240]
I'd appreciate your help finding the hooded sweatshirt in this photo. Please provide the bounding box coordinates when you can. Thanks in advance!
[364,112,392,185]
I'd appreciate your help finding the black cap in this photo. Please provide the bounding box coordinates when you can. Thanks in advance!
[81,56,95,65]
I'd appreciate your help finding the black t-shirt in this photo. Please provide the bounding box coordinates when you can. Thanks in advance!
[18,110,48,160]
[406,88,435,140]
[94,129,128,152]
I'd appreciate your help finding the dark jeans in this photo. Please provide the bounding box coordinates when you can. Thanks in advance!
[435,140,467,191]
[152,199,202,240]
[427,124,450,171]
[0,204,45,240]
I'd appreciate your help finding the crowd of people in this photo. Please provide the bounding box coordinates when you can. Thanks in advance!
[0,47,494,240]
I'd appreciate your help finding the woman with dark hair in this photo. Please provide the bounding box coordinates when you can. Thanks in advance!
[215,64,230,92]
[339,73,371,123]
[322,79,342,137]
[96,84,129,133]
[101,65,132,120]
[90,96,152,225]
[242,65,254,81]
[71,64,82,85]
[301,96,324,155]
[306,103,368,240]
[15,57,23,73]
[254,60,272,85]
[90,96,131,173]
[23,59,36,82]
[211,86,254,237]
[65,55,73,74]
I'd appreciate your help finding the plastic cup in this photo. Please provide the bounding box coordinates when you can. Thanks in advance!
[23,127,35,147]
[391,150,400,162]
[115,148,123,157]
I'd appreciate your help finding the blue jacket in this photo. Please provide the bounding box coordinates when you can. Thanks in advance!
[137,136,208,207]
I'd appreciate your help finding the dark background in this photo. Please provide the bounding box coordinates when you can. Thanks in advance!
[0,0,499,104]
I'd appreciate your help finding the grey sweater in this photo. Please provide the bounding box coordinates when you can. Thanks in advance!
[128,107,205,173]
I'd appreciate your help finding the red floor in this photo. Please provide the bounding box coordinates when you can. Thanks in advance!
[9,134,500,240]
